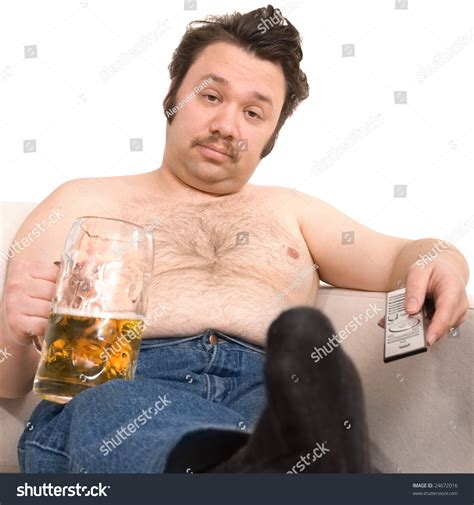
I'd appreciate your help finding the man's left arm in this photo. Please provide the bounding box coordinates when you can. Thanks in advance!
[294,190,470,346]
[389,238,469,345]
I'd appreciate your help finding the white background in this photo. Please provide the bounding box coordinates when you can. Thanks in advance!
[0,0,473,293]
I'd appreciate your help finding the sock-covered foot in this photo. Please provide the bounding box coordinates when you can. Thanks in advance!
[209,307,371,473]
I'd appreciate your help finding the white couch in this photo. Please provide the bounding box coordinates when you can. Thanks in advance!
[1,202,473,473]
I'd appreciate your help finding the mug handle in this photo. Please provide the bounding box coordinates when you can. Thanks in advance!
[32,334,43,354]
[32,262,60,355]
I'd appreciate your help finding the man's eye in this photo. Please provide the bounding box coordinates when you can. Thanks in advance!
[246,110,261,120]
[203,94,219,102]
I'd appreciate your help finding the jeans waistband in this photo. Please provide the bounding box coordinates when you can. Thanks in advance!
[140,329,266,355]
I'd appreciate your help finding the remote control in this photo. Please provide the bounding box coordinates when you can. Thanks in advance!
[383,287,434,363]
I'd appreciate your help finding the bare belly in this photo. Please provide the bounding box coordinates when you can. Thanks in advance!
[105,181,319,347]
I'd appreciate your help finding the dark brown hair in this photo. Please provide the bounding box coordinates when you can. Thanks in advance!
[163,4,309,158]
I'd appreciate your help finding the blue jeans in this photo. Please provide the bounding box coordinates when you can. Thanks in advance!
[18,329,266,473]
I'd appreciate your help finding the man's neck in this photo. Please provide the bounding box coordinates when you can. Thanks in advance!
[152,166,244,201]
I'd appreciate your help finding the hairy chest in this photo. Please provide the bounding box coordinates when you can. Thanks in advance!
[119,195,313,283]
[108,192,319,339]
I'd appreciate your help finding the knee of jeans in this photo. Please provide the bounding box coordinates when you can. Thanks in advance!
[73,378,134,406]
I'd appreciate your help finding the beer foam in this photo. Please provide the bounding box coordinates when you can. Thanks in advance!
[54,307,144,321]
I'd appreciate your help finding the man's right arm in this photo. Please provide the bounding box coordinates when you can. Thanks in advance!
[0,179,90,399]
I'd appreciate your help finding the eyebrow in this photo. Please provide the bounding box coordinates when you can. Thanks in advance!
[198,73,273,108]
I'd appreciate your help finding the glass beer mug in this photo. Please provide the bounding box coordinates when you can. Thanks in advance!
[33,216,154,404]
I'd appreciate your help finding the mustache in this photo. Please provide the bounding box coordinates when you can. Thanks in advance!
[191,135,238,160]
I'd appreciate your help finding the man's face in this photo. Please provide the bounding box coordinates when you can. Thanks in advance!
[163,42,286,195]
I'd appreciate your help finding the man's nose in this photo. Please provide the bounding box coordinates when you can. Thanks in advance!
[208,105,239,140]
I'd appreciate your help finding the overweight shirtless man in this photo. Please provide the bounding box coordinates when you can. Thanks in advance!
[1,5,469,474]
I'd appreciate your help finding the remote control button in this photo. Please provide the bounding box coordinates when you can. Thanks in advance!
[389,317,420,332]
[398,342,410,348]
[388,313,398,322]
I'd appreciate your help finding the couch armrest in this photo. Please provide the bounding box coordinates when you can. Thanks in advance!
[316,286,473,473]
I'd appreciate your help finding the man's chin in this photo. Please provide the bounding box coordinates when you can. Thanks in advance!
[173,158,245,195]
[188,162,229,182]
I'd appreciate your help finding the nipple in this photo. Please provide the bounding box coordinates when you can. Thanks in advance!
[287,246,300,259]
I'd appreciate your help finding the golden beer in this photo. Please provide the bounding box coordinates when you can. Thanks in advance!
[33,309,144,404]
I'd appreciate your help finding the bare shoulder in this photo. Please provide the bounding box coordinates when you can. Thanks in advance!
[34,174,129,228]
[246,183,296,202]
[58,173,148,213]
[228,184,331,223]
[249,184,314,217]
[68,173,146,194]
[4,173,155,272]
[275,188,332,220]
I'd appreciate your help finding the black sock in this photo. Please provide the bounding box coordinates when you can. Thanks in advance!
[164,429,250,473]
[208,307,372,473]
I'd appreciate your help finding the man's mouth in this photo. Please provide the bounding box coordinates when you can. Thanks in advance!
[199,144,233,158]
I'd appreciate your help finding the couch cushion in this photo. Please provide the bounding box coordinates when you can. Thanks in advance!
[0,393,41,472]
